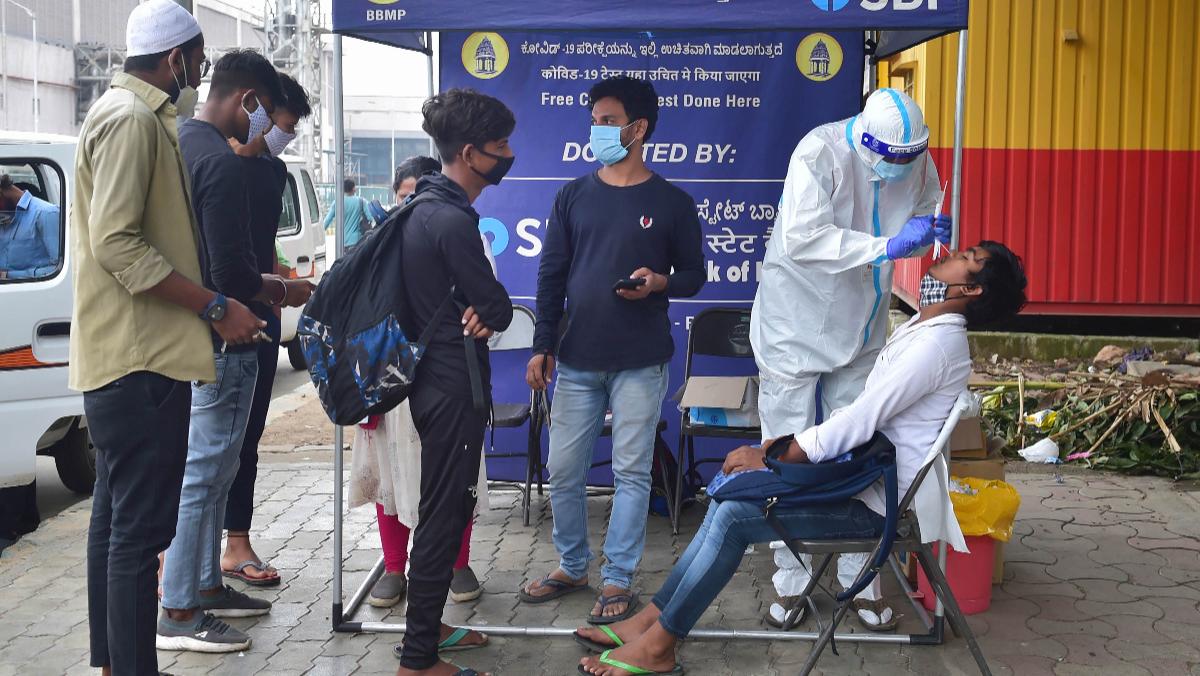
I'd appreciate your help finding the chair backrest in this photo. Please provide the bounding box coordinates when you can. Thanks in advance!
[684,308,754,383]
[896,391,973,516]
[488,304,536,352]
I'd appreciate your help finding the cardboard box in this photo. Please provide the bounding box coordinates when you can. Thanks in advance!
[948,455,1007,584]
[949,417,988,459]
[679,376,760,428]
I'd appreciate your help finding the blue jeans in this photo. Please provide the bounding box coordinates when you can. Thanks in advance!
[653,499,884,638]
[547,362,669,589]
[161,351,259,610]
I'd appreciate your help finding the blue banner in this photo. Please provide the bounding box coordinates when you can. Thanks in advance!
[335,0,969,46]
[440,30,862,486]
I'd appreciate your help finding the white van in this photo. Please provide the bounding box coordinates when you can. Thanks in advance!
[277,156,326,370]
[0,133,94,493]
[1,140,326,495]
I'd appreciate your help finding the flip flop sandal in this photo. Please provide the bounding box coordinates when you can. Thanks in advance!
[851,598,900,633]
[573,625,624,653]
[576,649,684,675]
[587,592,639,625]
[393,628,489,659]
[763,601,808,629]
[518,575,589,604]
[222,560,281,587]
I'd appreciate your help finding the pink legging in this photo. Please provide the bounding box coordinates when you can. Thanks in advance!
[376,503,472,574]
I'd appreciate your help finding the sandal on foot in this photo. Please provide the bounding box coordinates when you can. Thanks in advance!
[392,628,489,659]
[764,599,808,630]
[573,625,624,653]
[852,598,899,632]
[518,575,589,604]
[221,560,280,587]
[576,650,684,675]
[588,591,639,625]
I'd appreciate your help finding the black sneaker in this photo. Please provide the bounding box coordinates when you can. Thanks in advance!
[198,584,271,618]
[155,612,251,653]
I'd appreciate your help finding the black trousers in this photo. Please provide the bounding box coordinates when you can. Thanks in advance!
[399,383,486,670]
[85,372,191,674]
[223,331,279,532]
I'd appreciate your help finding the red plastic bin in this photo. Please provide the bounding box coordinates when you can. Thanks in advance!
[916,535,995,615]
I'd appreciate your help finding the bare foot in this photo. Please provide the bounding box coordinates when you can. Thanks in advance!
[578,623,677,675]
[395,660,490,676]
[521,568,587,600]
[591,585,636,620]
[221,531,278,582]
[576,605,661,648]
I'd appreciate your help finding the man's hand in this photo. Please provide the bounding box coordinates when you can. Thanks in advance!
[616,267,667,301]
[722,444,767,475]
[281,279,315,307]
[212,298,267,346]
[526,353,556,391]
[461,306,494,340]
[228,135,267,158]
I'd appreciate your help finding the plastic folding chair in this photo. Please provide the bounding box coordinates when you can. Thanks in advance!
[486,304,549,526]
[776,392,991,676]
[674,308,761,533]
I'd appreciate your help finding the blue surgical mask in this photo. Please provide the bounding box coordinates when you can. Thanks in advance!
[874,157,915,182]
[589,122,636,166]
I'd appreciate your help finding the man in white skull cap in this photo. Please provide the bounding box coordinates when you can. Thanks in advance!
[751,88,950,631]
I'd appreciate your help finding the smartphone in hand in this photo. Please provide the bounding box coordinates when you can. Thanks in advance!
[612,277,648,292]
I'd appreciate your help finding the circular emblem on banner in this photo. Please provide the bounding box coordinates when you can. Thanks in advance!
[810,0,852,10]
[478,217,510,256]
[461,33,510,80]
[796,33,843,82]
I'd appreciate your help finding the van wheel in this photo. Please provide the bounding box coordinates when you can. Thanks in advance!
[53,422,96,495]
[287,339,308,371]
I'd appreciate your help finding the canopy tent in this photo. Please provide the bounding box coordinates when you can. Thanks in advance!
[325,0,971,646]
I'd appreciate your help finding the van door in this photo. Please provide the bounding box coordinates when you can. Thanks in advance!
[0,143,81,489]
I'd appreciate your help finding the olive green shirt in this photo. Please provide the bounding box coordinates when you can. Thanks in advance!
[68,73,216,392]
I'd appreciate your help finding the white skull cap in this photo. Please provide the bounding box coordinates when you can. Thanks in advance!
[126,0,202,58]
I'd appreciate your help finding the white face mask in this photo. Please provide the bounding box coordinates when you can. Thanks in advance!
[242,95,271,144]
[172,55,198,120]
[263,126,296,157]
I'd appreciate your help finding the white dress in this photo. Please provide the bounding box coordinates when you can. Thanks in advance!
[348,232,497,527]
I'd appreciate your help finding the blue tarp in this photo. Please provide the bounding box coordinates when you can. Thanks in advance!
[334,0,969,47]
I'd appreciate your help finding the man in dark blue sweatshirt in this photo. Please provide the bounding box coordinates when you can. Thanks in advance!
[520,76,705,624]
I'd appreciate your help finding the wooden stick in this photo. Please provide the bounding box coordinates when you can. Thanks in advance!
[1048,395,1129,441]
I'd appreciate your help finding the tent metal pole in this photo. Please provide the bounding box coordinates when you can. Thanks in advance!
[426,31,436,158]
[331,32,346,631]
[949,28,968,250]
[351,622,916,643]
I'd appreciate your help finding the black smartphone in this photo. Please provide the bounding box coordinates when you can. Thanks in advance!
[613,277,648,292]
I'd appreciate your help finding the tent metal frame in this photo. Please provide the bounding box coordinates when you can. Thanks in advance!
[325,17,973,654]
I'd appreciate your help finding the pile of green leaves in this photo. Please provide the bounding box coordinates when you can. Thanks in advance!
[978,382,1200,479]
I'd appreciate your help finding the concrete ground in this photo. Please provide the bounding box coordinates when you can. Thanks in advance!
[2,457,1200,675]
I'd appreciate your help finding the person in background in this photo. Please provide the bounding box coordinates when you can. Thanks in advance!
[219,72,313,589]
[520,76,705,626]
[157,50,313,654]
[576,242,1027,676]
[72,2,262,673]
[751,88,950,630]
[323,178,368,250]
[394,88,515,676]
[0,173,60,280]
[393,154,498,269]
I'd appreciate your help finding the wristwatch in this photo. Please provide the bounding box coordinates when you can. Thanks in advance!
[199,293,228,322]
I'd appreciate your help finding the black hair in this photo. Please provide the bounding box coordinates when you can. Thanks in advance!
[208,49,284,108]
[0,174,11,190]
[588,76,659,142]
[963,241,1028,328]
[421,88,515,164]
[393,156,441,193]
[343,179,356,193]
[278,73,312,119]
[123,32,204,74]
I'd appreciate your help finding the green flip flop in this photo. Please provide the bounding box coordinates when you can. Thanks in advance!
[575,649,684,675]
[394,627,488,659]
[573,625,624,653]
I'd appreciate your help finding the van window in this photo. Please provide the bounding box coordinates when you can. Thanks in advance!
[300,169,320,224]
[278,174,302,236]
[0,159,65,283]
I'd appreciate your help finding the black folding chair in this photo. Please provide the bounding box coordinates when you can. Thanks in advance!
[486,305,549,526]
[777,393,991,675]
[673,308,761,534]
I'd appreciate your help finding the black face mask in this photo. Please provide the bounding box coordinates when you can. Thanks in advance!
[468,147,515,185]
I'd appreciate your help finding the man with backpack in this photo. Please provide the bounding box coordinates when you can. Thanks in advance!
[395,88,515,676]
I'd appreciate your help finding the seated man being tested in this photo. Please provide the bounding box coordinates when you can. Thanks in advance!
[575,241,1027,676]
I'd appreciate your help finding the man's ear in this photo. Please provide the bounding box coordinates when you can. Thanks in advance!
[960,283,984,298]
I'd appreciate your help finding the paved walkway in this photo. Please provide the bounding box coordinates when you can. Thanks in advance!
[2,465,1200,675]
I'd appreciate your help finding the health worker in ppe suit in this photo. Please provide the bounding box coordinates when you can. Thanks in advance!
[751,88,950,631]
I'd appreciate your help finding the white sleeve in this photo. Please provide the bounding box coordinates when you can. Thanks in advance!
[480,232,497,278]
[796,338,947,463]
[776,138,890,274]
[913,154,943,216]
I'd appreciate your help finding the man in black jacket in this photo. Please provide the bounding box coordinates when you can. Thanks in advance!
[395,88,514,676]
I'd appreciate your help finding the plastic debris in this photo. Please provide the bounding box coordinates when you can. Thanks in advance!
[1018,438,1061,464]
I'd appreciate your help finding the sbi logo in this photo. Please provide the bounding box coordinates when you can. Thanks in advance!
[479,217,545,258]
[811,0,939,10]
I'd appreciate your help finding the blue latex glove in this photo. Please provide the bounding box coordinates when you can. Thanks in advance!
[933,214,952,246]
[887,214,949,260]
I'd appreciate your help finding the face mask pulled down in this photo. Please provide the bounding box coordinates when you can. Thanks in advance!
[919,273,975,309]
[172,56,198,120]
